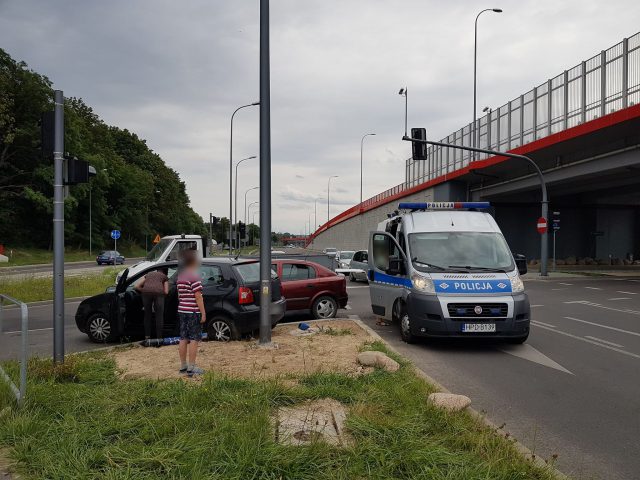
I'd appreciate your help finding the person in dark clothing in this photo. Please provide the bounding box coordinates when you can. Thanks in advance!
[135,267,169,343]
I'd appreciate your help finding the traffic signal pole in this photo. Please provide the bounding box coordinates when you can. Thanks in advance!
[53,90,65,362]
[402,135,548,276]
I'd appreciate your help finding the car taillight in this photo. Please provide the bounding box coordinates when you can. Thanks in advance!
[238,286,254,305]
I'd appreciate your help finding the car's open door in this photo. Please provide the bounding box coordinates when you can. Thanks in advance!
[368,231,409,321]
[114,268,129,334]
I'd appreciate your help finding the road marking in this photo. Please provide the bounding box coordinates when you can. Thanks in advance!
[551,288,565,291]
[532,320,557,328]
[498,343,573,375]
[559,282,573,286]
[563,316,640,337]
[608,297,632,301]
[584,336,624,348]
[584,286,602,290]
[3,325,76,335]
[530,304,544,307]
[533,323,640,360]
[564,300,640,316]
[617,291,637,295]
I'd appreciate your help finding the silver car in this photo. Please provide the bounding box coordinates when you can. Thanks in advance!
[348,250,369,282]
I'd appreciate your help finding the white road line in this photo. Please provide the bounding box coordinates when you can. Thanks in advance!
[3,325,76,335]
[551,288,565,291]
[533,323,640,360]
[559,282,573,286]
[617,291,637,295]
[628,279,640,283]
[564,300,640,316]
[530,304,544,307]
[563,316,640,338]
[531,320,557,328]
[608,297,632,301]
[584,286,602,290]
[584,336,625,348]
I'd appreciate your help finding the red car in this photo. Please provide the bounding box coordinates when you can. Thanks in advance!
[272,259,348,319]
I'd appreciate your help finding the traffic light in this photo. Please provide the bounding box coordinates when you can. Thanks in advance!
[64,156,91,185]
[211,216,219,227]
[411,127,428,160]
[238,222,246,239]
[40,111,55,159]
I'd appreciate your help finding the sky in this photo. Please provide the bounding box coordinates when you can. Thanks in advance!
[1,0,639,234]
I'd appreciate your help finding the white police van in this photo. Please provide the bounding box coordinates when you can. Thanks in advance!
[368,202,530,343]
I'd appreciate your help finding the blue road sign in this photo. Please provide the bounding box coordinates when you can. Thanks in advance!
[110,230,121,240]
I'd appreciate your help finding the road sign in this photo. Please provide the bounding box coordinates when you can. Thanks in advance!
[110,230,121,240]
[537,217,548,234]
[153,234,161,244]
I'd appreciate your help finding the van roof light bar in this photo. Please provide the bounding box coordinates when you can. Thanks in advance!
[398,202,491,210]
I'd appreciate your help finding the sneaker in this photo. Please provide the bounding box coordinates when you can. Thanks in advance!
[179,366,188,374]
[187,367,204,377]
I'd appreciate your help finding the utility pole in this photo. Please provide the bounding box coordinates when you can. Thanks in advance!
[258,0,272,344]
[53,90,65,363]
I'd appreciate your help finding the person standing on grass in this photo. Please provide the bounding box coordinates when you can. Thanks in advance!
[176,250,206,377]
[135,267,169,345]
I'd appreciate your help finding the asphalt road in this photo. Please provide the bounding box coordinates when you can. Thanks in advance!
[345,276,640,480]
[0,257,143,279]
[2,275,638,479]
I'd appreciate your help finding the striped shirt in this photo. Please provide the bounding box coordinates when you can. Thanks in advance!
[177,270,203,313]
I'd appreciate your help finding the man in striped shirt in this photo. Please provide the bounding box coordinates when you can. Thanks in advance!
[177,250,207,377]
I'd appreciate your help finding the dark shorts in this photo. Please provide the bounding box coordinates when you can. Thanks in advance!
[179,312,202,341]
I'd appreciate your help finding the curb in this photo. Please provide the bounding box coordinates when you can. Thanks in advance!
[349,317,568,480]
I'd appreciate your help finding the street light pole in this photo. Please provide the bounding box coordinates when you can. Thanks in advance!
[402,134,548,276]
[234,155,257,248]
[327,175,338,224]
[360,133,376,205]
[473,8,502,159]
[229,102,259,255]
[241,186,259,249]
[247,201,259,226]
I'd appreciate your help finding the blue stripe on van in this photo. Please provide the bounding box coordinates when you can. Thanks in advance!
[372,271,412,288]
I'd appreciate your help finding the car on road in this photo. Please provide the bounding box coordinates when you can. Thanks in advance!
[76,258,286,343]
[96,250,125,265]
[348,250,369,282]
[322,247,337,257]
[336,250,355,268]
[272,259,348,319]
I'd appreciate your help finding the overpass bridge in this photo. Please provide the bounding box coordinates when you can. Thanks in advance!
[310,32,640,265]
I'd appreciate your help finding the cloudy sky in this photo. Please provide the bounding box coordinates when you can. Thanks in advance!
[1,0,639,233]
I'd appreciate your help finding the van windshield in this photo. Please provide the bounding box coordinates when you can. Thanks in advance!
[408,232,514,273]
[146,239,172,261]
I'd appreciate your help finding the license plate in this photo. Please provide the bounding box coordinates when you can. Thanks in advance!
[462,323,496,333]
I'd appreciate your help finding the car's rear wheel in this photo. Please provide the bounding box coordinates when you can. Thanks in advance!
[86,313,118,343]
[207,315,239,342]
[312,296,338,319]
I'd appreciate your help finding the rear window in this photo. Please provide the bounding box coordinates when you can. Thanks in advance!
[233,263,277,283]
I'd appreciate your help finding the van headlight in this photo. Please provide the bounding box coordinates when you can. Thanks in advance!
[411,273,435,293]
[510,275,524,293]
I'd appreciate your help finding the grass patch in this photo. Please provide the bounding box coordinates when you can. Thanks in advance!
[0,246,146,267]
[0,268,118,303]
[0,348,558,479]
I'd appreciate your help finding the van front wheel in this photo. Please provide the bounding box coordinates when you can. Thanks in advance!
[399,313,417,344]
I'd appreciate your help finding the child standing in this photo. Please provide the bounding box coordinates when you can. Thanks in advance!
[176,250,206,377]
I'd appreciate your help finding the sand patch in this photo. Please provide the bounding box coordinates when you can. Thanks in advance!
[113,320,373,380]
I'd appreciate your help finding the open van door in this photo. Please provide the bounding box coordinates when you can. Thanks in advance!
[368,231,410,322]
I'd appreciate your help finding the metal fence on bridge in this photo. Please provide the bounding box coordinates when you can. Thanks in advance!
[404,32,640,187]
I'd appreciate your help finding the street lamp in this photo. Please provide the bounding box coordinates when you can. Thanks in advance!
[360,133,376,204]
[247,201,259,225]
[145,189,161,252]
[242,186,259,248]
[229,101,259,255]
[399,88,408,137]
[89,168,108,256]
[327,175,338,223]
[234,155,257,248]
[473,8,502,159]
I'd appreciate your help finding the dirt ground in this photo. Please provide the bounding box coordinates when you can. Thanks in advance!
[113,320,374,381]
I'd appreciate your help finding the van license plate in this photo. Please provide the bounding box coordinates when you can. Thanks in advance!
[462,323,496,333]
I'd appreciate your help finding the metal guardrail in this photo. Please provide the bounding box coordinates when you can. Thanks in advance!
[406,32,640,186]
[0,294,28,406]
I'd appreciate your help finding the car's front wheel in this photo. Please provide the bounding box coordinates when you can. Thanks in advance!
[206,315,239,341]
[312,296,338,319]
[86,313,118,343]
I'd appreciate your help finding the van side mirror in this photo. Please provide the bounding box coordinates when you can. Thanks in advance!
[515,254,527,275]
[387,258,404,276]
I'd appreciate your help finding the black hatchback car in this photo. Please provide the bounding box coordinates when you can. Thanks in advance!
[75,258,286,342]
[96,250,125,265]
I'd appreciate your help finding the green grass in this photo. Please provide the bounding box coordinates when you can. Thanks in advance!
[0,346,558,480]
[0,268,118,303]
[0,246,146,267]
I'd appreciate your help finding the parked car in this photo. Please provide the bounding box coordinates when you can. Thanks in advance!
[322,247,337,257]
[75,258,286,343]
[96,250,125,265]
[336,250,355,269]
[348,250,369,282]
[272,259,348,319]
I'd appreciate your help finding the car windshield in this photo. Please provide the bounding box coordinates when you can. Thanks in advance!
[408,232,514,273]
[233,262,278,283]
[339,251,355,260]
[146,238,172,261]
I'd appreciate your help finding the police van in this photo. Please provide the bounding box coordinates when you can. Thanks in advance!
[368,202,530,343]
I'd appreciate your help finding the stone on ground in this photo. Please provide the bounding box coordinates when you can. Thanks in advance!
[428,392,471,412]
[275,398,351,447]
[356,350,400,372]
